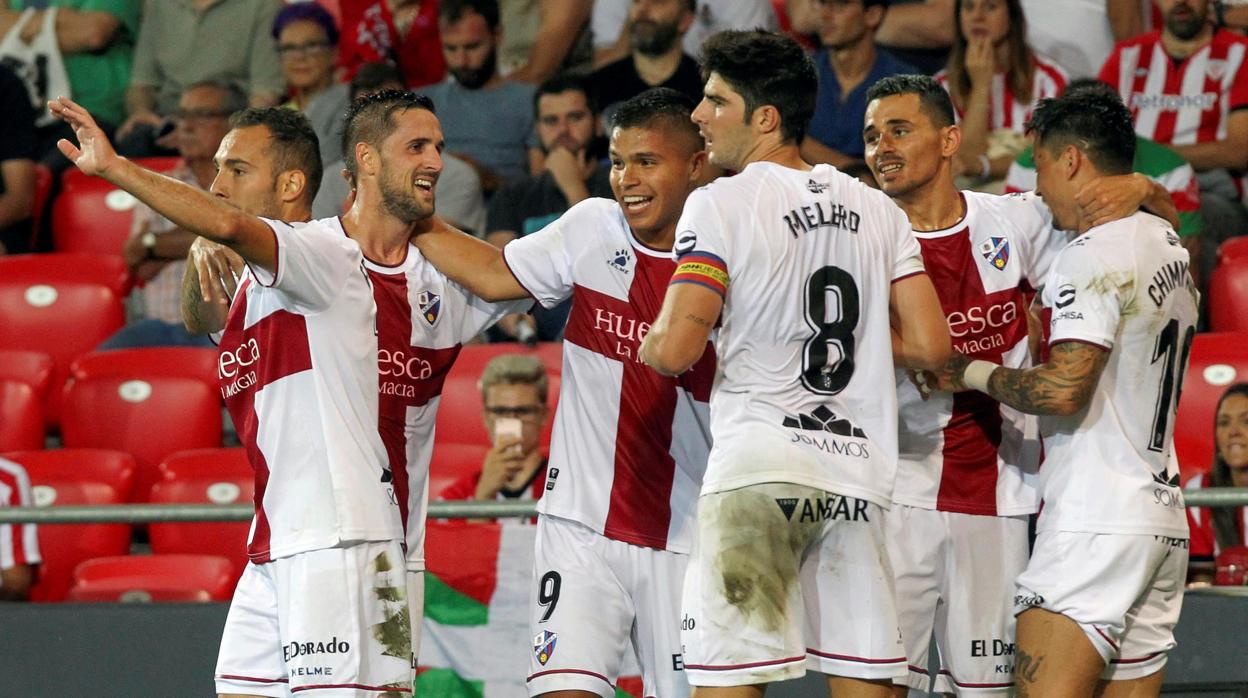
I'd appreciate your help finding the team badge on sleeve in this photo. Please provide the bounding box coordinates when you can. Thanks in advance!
[671,252,729,297]
[979,237,1010,270]
[416,291,442,327]
[533,630,558,665]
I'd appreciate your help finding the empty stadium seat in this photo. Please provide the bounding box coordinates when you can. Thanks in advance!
[149,450,253,582]
[0,349,54,402]
[434,374,560,449]
[0,254,129,425]
[60,372,223,501]
[1209,258,1248,332]
[69,554,235,602]
[66,586,211,603]
[0,380,43,451]
[52,157,180,255]
[69,347,219,392]
[429,443,490,498]
[1175,332,1248,481]
[1219,236,1248,264]
[2,449,136,602]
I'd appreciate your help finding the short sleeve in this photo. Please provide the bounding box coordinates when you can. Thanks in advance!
[889,206,925,281]
[1042,243,1125,350]
[670,187,732,298]
[1008,192,1065,289]
[454,282,532,340]
[250,218,355,315]
[502,209,576,308]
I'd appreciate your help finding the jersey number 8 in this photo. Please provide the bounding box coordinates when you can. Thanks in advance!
[801,266,860,395]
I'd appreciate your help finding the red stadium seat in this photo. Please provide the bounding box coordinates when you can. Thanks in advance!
[1174,332,1248,481]
[61,373,222,501]
[70,553,235,602]
[156,447,251,482]
[0,253,129,425]
[0,349,54,402]
[0,380,43,451]
[435,373,560,449]
[1219,236,1248,264]
[66,586,211,603]
[2,449,136,602]
[429,443,490,498]
[149,452,253,582]
[52,157,181,255]
[1208,257,1248,332]
[70,347,219,390]
[447,342,564,381]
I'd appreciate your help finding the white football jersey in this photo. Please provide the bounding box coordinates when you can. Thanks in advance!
[1037,211,1198,537]
[504,198,715,553]
[674,162,924,506]
[895,192,1065,516]
[218,217,402,562]
[366,246,525,571]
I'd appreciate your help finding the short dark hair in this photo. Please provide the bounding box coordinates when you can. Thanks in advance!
[866,74,956,129]
[271,2,339,45]
[1063,77,1120,101]
[439,0,499,30]
[351,61,406,101]
[609,87,703,150]
[342,90,437,178]
[1025,90,1135,175]
[534,72,596,117]
[698,30,816,144]
[229,108,324,205]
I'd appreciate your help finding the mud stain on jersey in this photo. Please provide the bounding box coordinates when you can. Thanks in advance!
[1084,272,1137,317]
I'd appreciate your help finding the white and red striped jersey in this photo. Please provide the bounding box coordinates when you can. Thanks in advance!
[674,162,924,507]
[365,246,526,571]
[0,457,39,570]
[1037,212,1197,537]
[894,192,1065,516]
[503,198,715,553]
[936,55,1068,133]
[1185,472,1248,560]
[1100,30,1248,147]
[218,217,403,563]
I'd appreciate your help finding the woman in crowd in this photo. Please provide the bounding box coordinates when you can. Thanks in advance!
[1187,383,1248,584]
[935,0,1067,183]
[272,2,349,168]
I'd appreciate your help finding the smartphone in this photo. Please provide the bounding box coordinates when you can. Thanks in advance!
[493,417,523,451]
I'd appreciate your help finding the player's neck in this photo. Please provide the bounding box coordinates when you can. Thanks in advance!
[341,190,415,264]
[896,177,963,232]
[1163,26,1215,60]
[631,221,676,250]
[740,139,810,172]
[282,202,313,224]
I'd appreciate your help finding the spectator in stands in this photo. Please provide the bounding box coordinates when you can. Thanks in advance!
[592,0,779,68]
[0,63,36,256]
[0,0,140,170]
[936,0,1067,183]
[498,0,592,83]
[0,457,40,601]
[589,0,704,123]
[487,74,612,342]
[438,355,550,507]
[802,0,916,168]
[867,0,954,74]
[1006,77,1203,281]
[1100,0,1248,289]
[312,62,488,235]
[115,0,284,158]
[272,2,349,170]
[1186,383,1248,585]
[337,0,447,89]
[426,0,538,192]
[100,81,245,350]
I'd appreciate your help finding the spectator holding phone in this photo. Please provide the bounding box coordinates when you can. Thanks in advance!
[439,355,551,505]
[1187,383,1248,585]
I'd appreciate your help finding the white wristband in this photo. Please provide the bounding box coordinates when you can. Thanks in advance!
[963,359,999,393]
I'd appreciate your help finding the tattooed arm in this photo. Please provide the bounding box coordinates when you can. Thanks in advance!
[640,281,722,377]
[929,341,1109,416]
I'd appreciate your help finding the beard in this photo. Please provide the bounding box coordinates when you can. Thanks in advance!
[379,161,434,224]
[631,20,681,56]
[449,50,497,90]
[1165,4,1208,40]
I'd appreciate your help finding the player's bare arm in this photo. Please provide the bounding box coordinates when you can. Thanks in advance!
[409,219,528,301]
[181,238,242,335]
[931,341,1109,416]
[49,96,278,272]
[889,273,951,371]
[640,282,721,376]
[1076,172,1180,229]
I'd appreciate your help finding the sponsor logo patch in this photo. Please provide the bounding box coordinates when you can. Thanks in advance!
[807,179,829,193]
[782,404,866,438]
[1055,284,1076,309]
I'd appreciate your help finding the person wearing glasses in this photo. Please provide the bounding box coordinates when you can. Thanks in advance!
[439,354,552,505]
[272,2,350,170]
[99,80,246,350]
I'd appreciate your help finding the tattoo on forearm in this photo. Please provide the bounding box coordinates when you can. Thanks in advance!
[181,268,206,334]
[684,313,712,328]
[986,342,1108,416]
[1014,649,1044,696]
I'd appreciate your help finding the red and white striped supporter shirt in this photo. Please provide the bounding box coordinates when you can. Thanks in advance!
[894,192,1065,516]
[365,246,525,571]
[1100,30,1248,147]
[1185,472,1248,560]
[936,55,1068,133]
[503,199,716,553]
[219,217,404,563]
[0,458,39,570]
